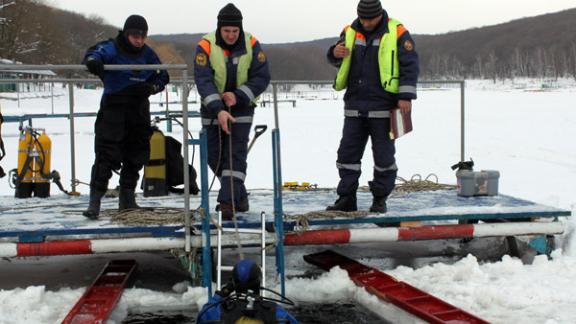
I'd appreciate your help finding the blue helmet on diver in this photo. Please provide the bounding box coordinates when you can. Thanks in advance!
[232,259,262,295]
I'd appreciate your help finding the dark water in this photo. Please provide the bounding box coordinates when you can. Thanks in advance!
[122,302,386,323]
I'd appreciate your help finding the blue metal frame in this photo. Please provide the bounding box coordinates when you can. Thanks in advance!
[199,129,213,295]
[6,226,184,243]
[272,129,286,296]
[188,129,211,295]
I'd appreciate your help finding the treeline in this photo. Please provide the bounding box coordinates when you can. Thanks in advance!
[414,8,576,80]
[2,0,576,81]
[0,0,182,72]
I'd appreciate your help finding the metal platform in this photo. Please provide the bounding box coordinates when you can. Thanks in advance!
[0,189,570,243]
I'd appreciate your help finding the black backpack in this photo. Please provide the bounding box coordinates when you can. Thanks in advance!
[165,135,199,195]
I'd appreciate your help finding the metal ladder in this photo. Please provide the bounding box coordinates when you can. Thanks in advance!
[216,211,267,294]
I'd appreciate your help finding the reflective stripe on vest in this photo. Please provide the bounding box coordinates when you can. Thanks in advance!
[334,19,401,94]
[203,32,253,95]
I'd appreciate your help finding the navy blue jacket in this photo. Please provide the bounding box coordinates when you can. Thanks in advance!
[327,12,419,112]
[194,32,271,119]
[83,32,169,95]
[197,294,298,324]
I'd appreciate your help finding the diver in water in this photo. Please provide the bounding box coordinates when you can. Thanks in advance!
[197,259,298,323]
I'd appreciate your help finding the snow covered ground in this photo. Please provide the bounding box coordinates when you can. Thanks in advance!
[1,79,575,323]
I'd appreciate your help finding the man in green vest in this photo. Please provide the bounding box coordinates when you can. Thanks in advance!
[326,0,419,213]
[194,3,271,220]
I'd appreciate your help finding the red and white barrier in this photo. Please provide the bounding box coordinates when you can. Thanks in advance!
[285,222,564,245]
[0,222,564,257]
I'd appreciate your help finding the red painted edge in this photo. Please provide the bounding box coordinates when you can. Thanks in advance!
[17,240,92,256]
[285,229,351,245]
[398,224,475,241]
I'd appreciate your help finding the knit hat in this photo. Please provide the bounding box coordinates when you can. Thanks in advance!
[357,0,383,19]
[123,15,148,36]
[217,3,243,29]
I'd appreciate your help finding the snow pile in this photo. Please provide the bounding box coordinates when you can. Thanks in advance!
[389,252,576,323]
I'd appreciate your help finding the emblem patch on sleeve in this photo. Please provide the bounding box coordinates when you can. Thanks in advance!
[403,40,414,51]
[257,51,266,63]
[196,53,207,66]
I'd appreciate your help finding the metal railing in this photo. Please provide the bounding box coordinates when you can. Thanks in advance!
[0,64,196,255]
[1,65,467,296]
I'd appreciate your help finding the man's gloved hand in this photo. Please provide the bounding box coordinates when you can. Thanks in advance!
[147,83,161,96]
[215,282,235,298]
[85,59,104,76]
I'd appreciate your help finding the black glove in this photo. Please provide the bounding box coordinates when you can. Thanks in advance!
[216,282,235,298]
[147,83,161,95]
[85,59,104,76]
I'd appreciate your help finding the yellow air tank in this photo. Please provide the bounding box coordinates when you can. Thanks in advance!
[143,129,168,196]
[15,128,35,198]
[33,130,51,197]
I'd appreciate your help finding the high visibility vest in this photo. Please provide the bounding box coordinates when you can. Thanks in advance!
[203,32,253,94]
[334,18,401,93]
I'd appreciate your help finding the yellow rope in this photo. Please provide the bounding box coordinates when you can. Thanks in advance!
[394,173,456,193]
[105,207,196,225]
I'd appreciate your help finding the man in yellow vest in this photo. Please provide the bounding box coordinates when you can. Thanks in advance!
[194,3,271,220]
[326,0,419,213]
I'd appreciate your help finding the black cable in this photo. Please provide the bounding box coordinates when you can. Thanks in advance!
[259,287,296,306]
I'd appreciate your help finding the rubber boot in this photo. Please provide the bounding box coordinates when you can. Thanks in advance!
[369,182,398,227]
[236,196,249,213]
[83,188,106,220]
[326,195,357,212]
[369,197,387,213]
[119,188,140,211]
[369,182,388,213]
[216,203,234,221]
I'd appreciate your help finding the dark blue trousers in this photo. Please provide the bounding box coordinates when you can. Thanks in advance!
[204,117,252,205]
[336,116,397,197]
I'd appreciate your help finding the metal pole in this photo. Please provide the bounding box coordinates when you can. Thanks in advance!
[51,82,54,114]
[16,82,20,108]
[272,83,279,129]
[200,129,212,295]
[460,81,466,162]
[261,211,266,295]
[272,129,285,297]
[166,87,171,132]
[182,70,190,254]
[68,82,77,194]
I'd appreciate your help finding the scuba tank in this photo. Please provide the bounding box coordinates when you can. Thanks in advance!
[142,118,200,197]
[14,127,52,198]
[15,127,37,197]
[33,130,52,197]
[143,127,168,197]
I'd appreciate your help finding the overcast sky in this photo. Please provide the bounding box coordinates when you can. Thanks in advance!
[49,0,576,43]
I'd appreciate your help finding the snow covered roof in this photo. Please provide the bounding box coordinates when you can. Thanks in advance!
[0,58,57,76]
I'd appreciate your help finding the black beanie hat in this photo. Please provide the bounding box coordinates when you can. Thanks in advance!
[217,3,243,29]
[123,14,148,36]
[357,0,383,19]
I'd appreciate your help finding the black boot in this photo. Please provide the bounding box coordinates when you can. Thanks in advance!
[369,182,388,213]
[369,197,387,213]
[236,196,249,213]
[326,195,357,212]
[216,203,234,221]
[83,188,106,220]
[119,188,140,211]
